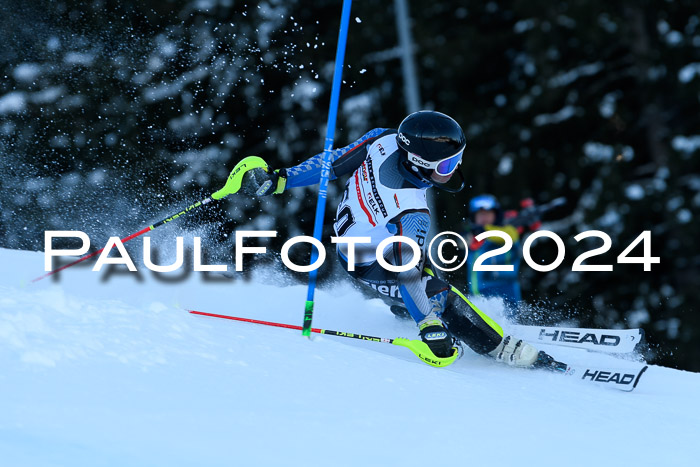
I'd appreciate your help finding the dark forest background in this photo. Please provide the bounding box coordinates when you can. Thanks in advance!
[1,0,698,370]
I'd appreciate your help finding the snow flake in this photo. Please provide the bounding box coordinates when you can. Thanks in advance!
[598,91,621,118]
[534,106,578,126]
[0,92,27,115]
[666,30,683,45]
[548,62,603,88]
[678,63,700,83]
[583,141,614,162]
[46,36,61,51]
[625,184,644,200]
[627,309,650,327]
[513,19,535,33]
[677,209,692,224]
[667,196,684,211]
[497,155,513,175]
[13,63,42,83]
[64,52,95,66]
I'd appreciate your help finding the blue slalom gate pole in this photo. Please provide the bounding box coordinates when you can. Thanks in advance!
[302,0,353,337]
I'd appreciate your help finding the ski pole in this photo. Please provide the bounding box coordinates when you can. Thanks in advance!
[188,310,458,368]
[32,197,214,283]
[33,156,269,283]
[303,0,354,337]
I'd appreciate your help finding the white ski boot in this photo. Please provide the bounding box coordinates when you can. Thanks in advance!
[489,335,539,367]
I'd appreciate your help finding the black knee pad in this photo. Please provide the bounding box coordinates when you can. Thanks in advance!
[442,297,503,355]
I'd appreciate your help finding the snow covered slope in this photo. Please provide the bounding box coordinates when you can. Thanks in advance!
[1,247,699,466]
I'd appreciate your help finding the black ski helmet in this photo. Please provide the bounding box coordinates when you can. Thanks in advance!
[396,110,467,192]
[397,110,466,164]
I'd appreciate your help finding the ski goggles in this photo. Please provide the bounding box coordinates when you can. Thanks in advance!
[408,149,464,176]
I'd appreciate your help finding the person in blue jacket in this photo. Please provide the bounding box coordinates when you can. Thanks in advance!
[466,194,541,319]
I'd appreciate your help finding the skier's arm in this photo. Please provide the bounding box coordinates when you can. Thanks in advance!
[237,128,391,196]
[387,210,436,324]
[283,128,392,188]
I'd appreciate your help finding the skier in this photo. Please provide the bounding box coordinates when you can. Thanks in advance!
[235,110,557,369]
[466,194,542,319]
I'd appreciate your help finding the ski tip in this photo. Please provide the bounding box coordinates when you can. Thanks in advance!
[632,328,647,354]
[632,365,649,390]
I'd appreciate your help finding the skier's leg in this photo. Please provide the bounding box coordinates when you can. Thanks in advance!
[337,251,403,301]
[337,249,455,358]
[344,252,552,367]
[442,292,503,354]
[441,288,541,366]
[417,267,542,367]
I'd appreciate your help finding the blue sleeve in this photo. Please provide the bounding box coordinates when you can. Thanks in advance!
[284,128,389,188]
